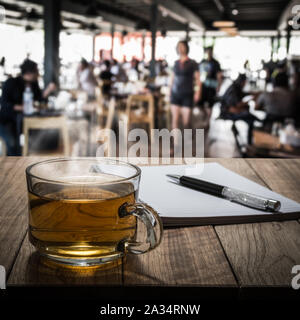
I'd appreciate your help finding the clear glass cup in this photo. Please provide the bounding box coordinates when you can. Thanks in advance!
[26,158,163,267]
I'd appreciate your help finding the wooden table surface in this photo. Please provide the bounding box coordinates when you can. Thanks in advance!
[1,157,300,298]
[248,130,300,158]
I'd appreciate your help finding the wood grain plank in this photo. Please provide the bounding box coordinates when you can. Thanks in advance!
[0,157,39,277]
[216,220,300,286]
[246,159,300,202]
[248,159,300,227]
[123,225,237,286]
[214,158,300,287]
[8,233,122,286]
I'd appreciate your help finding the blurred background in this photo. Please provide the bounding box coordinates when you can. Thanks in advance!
[0,0,300,158]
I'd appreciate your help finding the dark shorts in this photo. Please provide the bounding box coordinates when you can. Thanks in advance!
[198,86,216,108]
[170,92,194,108]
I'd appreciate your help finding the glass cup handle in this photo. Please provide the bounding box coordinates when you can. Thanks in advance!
[118,202,163,254]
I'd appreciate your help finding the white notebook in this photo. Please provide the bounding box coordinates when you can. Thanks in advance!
[139,163,300,226]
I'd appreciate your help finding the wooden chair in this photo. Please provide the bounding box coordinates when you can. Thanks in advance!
[121,94,155,142]
[95,86,110,127]
[157,94,171,130]
[22,115,70,156]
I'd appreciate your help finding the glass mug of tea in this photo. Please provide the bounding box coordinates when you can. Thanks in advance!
[26,158,163,267]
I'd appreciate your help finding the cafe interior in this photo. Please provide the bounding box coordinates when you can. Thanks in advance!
[0,0,300,159]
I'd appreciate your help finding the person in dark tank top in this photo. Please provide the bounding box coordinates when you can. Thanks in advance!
[170,40,201,152]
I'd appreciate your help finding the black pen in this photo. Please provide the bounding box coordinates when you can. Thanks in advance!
[166,174,281,212]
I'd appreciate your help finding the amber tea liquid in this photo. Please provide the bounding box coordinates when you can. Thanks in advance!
[28,176,137,265]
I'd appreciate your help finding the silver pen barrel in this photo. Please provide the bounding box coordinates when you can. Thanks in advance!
[222,187,281,212]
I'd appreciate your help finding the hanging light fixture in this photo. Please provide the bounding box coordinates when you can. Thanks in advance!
[230,1,239,16]
[213,1,236,29]
[213,20,235,28]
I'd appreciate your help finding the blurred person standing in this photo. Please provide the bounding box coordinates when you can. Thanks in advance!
[169,40,200,155]
[170,40,200,131]
[128,58,140,81]
[110,59,119,77]
[198,46,222,120]
[0,59,56,155]
[262,59,276,88]
[111,59,128,82]
[99,60,113,96]
[77,58,97,99]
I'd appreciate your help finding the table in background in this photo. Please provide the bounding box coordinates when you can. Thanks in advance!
[0,157,300,299]
[247,130,300,158]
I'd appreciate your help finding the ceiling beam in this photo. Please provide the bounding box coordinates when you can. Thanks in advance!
[11,0,138,29]
[2,0,205,31]
[144,0,205,31]
[62,1,137,29]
